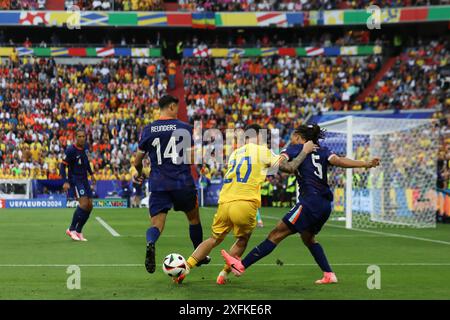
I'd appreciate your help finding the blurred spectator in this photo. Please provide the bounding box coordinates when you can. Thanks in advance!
[0,57,168,179]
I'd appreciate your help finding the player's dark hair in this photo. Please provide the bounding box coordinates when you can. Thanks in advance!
[244,124,262,135]
[158,95,179,109]
[295,124,326,145]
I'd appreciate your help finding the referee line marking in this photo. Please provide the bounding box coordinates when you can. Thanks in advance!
[95,217,120,237]
[1,263,450,268]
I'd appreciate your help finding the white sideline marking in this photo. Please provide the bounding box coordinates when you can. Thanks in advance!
[122,234,384,238]
[204,209,450,245]
[1,263,450,268]
[95,217,120,237]
[327,223,450,246]
[261,214,450,246]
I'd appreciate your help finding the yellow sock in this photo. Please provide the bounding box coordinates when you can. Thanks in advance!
[187,256,199,269]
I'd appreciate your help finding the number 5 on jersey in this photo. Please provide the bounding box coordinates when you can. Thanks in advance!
[311,154,323,179]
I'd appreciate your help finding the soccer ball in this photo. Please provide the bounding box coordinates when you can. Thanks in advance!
[162,253,188,277]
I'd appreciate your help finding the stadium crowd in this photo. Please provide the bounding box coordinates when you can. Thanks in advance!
[363,40,449,110]
[0,56,168,180]
[0,0,46,9]
[178,0,445,11]
[0,0,446,10]
[0,42,447,191]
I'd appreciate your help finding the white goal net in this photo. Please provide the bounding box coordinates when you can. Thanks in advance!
[319,116,438,229]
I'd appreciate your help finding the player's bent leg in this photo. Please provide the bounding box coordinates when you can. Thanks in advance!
[74,197,92,242]
[145,212,167,274]
[174,236,225,285]
[217,234,251,284]
[222,220,294,277]
[187,236,224,270]
[301,231,337,284]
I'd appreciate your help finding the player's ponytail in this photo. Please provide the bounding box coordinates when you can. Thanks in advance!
[295,123,326,145]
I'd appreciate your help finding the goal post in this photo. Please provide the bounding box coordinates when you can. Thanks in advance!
[319,116,438,229]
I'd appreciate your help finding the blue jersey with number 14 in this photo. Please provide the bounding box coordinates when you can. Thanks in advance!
[138,118,195,192]
[281,144,335,202]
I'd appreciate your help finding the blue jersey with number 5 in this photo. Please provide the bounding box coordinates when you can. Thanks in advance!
[138,119,195,192]
[281,144,334,201]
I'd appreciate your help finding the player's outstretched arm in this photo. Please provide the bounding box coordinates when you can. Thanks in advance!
[329,155,380,169]
[279,141,318,174]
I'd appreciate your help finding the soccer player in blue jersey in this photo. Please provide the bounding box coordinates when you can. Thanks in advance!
[222,124,380,284]
[133,95,210,274]
[61,128,95,242]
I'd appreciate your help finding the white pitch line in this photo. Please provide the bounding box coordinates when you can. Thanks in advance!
[122,234,385,238]
[204,209,450,246]
[1,263,450,268]
[261,214,450,246]
[327,223,450,246]
[95,217,120,237]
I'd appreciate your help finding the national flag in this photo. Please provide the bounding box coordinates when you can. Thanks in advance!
[324,10,344,25]
[132,48,149,57]
[193,46,211,57]
[167,13,192,26]
[210,49,229,58]
[50,47,69,57]
[183,48,194,58]
[68,48,87,57]
[80,12,108,26]
[256,13,287,27]
[17,47,33,56]
[96,47,115,57]
[261,48,278,56]
[381,8,400,23]
[286,13,303,26]
[19,12,49,25]
[305,47,324,56]
[340,46,357,56]
[137,13,167,26]
[226,48,245,57]
[324,47,341,56]
[399,7,428,22]
[216,13,257,27]
[192,12,215,29]
[115,48,132,57]
[278,48,296,56]
[0,12,21,25]
[309,11,324,26]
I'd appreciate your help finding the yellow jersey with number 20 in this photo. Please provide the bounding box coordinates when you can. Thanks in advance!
[218,143,285,206]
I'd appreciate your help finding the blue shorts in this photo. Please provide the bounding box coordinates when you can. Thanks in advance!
[282,196,331,235]
[69,179,93,199]
[149,187,198,217]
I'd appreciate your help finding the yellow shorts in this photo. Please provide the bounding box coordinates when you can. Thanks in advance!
[211,200,258,239]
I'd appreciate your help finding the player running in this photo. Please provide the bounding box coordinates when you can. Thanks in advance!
[61,128,95,242]
[133,95,210,274]
[222,124,380,284]
[175,124,317,285]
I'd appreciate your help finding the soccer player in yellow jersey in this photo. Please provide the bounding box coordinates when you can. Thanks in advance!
[175,124,317,284]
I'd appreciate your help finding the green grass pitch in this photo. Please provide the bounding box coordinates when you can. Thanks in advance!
[0,207,449,300]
